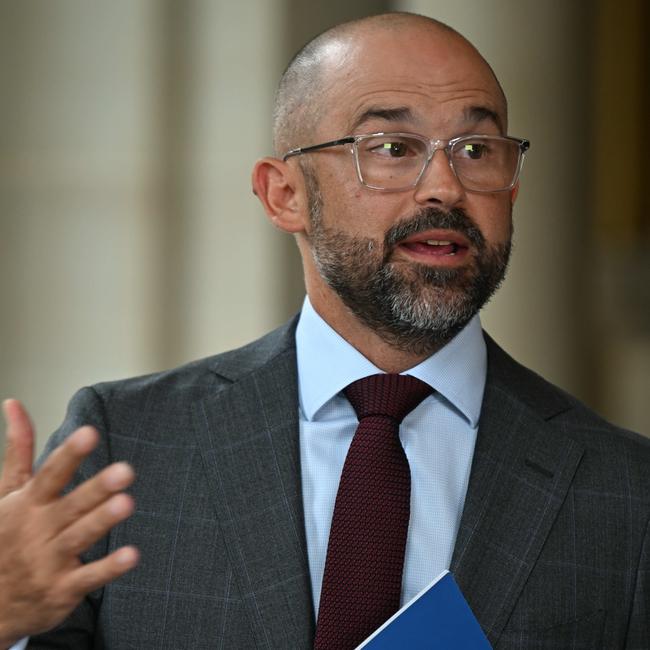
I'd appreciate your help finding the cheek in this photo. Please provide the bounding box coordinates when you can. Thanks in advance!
[319,174,375,233]
[313,155,402,236]
[324,192,406,243]
[467,195,513,244]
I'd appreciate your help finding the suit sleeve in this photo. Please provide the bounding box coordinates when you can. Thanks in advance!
[625,515,650,649]
[27,387,113,650]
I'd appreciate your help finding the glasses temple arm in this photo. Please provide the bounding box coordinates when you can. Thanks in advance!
[282,136,356,161]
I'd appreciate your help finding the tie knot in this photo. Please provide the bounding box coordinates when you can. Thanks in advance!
[344,373,433,424]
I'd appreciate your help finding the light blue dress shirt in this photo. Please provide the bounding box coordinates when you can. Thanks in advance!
[296,297,486,615]
[9,639,27,650]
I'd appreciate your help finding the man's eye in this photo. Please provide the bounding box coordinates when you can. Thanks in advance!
[461,142,488,159]
[373,141,411,157]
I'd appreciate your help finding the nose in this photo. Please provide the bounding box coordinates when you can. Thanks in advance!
[412,148,465,208]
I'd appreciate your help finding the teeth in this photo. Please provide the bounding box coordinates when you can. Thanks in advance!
[424,240,452,246]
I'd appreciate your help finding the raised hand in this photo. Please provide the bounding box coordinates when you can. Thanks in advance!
[0,399,139,649]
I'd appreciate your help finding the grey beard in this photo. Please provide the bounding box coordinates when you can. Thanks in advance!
[303,166,512,355]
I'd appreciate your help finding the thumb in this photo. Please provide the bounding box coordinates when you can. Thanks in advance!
[1,399,35,496]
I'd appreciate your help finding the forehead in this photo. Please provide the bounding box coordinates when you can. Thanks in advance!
[317,25,506,136]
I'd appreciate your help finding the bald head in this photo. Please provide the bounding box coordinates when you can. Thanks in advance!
[272,12,507,156]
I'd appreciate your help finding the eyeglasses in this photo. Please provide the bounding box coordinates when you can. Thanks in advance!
[283,132,530,193]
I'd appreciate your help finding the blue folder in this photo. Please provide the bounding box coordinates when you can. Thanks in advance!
[356,571,492,649]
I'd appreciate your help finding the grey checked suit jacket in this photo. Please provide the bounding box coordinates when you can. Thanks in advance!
[30,319,650,649]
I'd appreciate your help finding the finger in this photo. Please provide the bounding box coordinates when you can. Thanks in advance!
[63,545,139,598]
[51,461,135,533]
[0,399,35,496]
[29,426,99,503]
[56,492,135,555]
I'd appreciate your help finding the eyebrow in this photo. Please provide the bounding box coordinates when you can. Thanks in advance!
[351,106,416,132]
[463,105,504,133]
[350,104,505,135]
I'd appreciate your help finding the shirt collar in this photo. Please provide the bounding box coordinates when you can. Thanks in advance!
[295,296,486,427]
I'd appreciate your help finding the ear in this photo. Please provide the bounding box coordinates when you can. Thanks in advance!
[251,157,308,234]
[510,181,520,204]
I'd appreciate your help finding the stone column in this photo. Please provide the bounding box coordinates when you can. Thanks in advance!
[0,1,169,448]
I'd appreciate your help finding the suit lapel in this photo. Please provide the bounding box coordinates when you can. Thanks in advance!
[190,324,584,647]
[192,335,314,649]
[451,338,585,647]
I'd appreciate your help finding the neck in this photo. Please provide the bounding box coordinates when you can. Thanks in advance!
[305,281,442,374]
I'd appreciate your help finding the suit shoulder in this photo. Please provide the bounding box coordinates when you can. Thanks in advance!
[484,333,650,458]
[90,317,298,405]
[91,354,225,404]
[57,318,299,449]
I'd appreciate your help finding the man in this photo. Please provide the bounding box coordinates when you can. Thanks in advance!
[1,11,648,649]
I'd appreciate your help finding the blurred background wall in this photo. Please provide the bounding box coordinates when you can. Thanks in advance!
[1,0,648,456]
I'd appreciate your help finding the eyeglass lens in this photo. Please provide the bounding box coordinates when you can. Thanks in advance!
[355,135,522,191]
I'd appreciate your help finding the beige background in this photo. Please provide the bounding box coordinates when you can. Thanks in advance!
[1,0,648,457]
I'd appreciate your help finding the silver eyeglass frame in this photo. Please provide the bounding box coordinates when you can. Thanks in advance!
[282,132,530,193]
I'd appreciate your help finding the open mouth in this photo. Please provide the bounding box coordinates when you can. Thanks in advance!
[402,239,463,256]
[397,230,471,262]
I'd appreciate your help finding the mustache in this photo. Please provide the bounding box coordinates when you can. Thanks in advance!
[384,208,486,251]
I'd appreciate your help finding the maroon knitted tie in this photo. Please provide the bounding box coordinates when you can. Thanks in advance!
[313,373,433,650]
